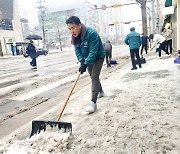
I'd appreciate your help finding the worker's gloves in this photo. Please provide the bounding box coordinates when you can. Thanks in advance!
[79,63,87,74]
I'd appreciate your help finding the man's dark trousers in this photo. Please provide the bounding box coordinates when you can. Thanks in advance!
[140,43,148,55]
[31,58,37,66]
[130,48,141,68]
[166,39,172,54]
[157,41,169,57]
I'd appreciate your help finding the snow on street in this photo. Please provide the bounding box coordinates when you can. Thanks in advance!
[0,49,179,153]
[0,45,129,139]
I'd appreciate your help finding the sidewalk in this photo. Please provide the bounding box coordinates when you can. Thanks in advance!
[0,54,23,59]
[1,52,180,153]
[62,53,180,154]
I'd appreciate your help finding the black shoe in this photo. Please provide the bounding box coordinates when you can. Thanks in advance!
[131,67,137,70]
[31,66,37,69]
[139,65,142,68]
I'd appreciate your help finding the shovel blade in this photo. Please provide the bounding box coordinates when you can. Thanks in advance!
[30,120,72,137]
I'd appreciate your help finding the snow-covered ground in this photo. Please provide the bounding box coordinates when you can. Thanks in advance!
[0,53,180,154]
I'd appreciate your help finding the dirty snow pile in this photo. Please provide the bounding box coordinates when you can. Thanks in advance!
[0,129,71,154]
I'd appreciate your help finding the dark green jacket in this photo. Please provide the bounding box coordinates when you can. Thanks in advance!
[125,31,142,50]
[73,25,105,65]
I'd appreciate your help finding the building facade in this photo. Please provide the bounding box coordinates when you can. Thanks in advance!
[172,0,180,50]
[38,1,99,48]
[98,0,123,43]
[0,0,23,56]
[163,0,180,51]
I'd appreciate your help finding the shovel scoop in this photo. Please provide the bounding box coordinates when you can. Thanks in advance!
[30,120,72,137]
[30,73,80,137]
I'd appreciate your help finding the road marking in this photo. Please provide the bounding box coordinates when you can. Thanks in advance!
[13,74,78,101]
[0,81,35,99]
[0,72,19,78]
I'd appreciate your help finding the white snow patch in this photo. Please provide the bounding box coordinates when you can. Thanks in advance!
[0,129,71,154]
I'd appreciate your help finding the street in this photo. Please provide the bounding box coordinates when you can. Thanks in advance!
[0,45,129,139]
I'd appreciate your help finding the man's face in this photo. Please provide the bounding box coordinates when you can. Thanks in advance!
[67,23,81,37]
[163,29,167,33]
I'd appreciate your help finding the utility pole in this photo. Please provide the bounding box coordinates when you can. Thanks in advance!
[57,28,62,51]
[0,11,3,56]
[0,41,3,57]
[151,0,155,34]
[147,7,151,34]
[136,0,148,35]
[156,0,160,33]
[37,0,46,48]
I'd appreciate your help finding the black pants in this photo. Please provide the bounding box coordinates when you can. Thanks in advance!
[140,43,148,55]
[130,48,141,68]
[157,41,169,57]
[105,51,112,66]
[166,39,172,54]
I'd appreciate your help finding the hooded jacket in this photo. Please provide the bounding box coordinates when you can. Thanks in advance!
[72,24,105,65]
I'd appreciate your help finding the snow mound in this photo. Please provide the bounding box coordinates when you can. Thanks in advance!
[0,129,71,154]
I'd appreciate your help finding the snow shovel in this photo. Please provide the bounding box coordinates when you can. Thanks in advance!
[30,72,81,137]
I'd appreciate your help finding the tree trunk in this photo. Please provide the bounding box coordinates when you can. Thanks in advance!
[141,1,148,35]
[136,0,148,35]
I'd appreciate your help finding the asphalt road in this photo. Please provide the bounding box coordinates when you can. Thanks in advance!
[0,45,129,139]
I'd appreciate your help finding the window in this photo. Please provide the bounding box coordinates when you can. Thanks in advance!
[0,19,13,30]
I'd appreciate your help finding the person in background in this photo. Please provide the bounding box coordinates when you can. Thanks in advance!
[174,50,180,64]
[104,40,112,67]
[162,27,173,54]
[10,44,15,56]
[125,27,142,70]
[20,47,24,55]
[15,46,20,55]
[150,34,169,58]
[140,33,149,56]
[26,40,37,69]
[66,16,105,113]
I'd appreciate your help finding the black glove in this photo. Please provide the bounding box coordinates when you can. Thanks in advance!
[79,63,87,74]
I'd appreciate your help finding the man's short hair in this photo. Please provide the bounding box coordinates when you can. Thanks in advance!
[130,27,135,31]
[66,16,81,25]
[161,27,166,32]
[149,34,154,40]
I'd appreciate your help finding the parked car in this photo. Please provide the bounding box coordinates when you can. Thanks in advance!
[36,48,48,56]
[23,48,48,58]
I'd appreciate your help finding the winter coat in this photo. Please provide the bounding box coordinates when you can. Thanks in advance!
[141,35,149,45]
[26,43,36,59]
[152,34,165,47]
[104,42,112,52]
[72,24,105,65]
[162,29,172,41]
[125,31,142,50]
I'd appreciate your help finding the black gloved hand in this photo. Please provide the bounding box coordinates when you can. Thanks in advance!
[79,63,87,74]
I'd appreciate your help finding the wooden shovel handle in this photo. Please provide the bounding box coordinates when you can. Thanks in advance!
[57,72,81,121]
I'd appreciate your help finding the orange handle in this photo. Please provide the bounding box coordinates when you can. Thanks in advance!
[57,72,81,121]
